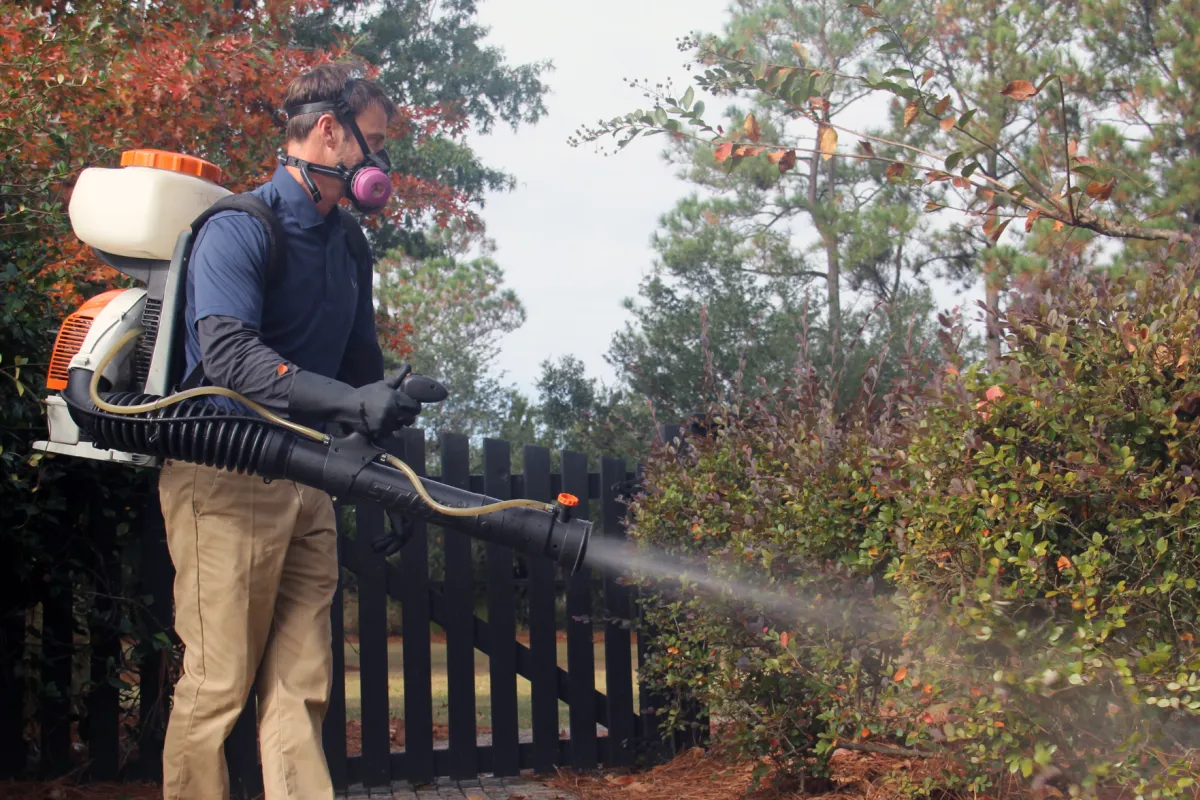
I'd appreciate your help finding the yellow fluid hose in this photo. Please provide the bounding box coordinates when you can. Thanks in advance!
[90,328,554,518]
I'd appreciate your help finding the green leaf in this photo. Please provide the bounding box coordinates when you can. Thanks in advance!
[1157,537,1169,555]
[653,107,668,127]
[682,86,695,110]
[957,108,977,128]
[945,151,963,171]
[692,100,705,118]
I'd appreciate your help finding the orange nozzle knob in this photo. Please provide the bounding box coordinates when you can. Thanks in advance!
[557,493,579,508]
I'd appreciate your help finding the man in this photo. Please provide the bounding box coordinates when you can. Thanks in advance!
[158,64,420,799]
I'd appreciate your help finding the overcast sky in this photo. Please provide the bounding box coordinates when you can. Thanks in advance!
[467,0,981,399]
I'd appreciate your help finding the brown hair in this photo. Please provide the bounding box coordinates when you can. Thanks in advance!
[282,64,397,142]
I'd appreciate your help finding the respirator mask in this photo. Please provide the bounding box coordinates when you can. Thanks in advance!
[279,79,393,214]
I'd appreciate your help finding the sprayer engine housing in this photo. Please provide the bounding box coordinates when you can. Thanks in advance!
[34,228,194,467]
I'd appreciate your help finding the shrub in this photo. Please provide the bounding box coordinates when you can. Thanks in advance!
[630,253,1200,797]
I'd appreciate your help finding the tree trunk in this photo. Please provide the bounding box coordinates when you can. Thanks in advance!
[812,129,841,368]
[985,151,1002,369]
[984,261,1002,368]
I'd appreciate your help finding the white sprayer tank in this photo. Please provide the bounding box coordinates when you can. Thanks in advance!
[69,149,231,261]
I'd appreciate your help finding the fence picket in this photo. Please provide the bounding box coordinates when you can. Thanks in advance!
[322,505,350,791]
[441,432,478,779]
[39,577,72,779]
[562,450,597,769]
[357,495,392,788]
[483,438,520,776]
[0,606,23,779]
[399,427,435,785]
[85,505,120,781]
[134,490,173,781]
[225,691,262,799]
[523,445,559,774]
[601,457,635,766]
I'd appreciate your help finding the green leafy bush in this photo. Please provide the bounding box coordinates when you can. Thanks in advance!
[630,254,1200,796]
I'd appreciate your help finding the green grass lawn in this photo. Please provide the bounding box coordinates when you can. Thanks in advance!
[342,637,640,733]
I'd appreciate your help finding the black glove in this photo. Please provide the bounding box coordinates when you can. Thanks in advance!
[288,368,422,438]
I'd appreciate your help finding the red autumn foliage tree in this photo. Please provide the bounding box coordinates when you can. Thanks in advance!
[1,0,470,353]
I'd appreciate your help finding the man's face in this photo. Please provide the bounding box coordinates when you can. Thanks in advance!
[330,101,388,172]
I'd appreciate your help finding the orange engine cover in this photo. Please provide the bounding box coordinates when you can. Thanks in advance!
[46,290,127,391]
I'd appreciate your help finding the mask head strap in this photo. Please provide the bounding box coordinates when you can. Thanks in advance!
[283,79,376,157]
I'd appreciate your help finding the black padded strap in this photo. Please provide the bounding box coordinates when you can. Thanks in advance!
[189,193,287,287]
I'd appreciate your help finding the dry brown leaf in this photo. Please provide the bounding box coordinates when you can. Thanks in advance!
[939,115,956,131]
[1000,79,1038,100]
[934,95,951,115]
[886,162,905,180]
[713,142,733,162]
[852,3,882,17]
[1085,178,1116,201]
[1025,208,1041,231]
[903,101,919,127]
[778,149,798,172]
[858,139,875,157]
[743,112,761,143]
[810,96,830,112]
[819,125,838,160]
[922,67,934,85]
[894,667,909,682]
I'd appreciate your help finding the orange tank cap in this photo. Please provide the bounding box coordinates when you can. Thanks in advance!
[557,493,580,508]
[120,149,223,185]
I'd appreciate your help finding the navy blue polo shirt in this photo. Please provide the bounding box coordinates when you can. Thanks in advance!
[182,164,383,392]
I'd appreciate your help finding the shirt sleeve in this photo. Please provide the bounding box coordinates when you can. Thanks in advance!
[190,212,270,327]
[196,315,294,408]
[336,247,385,388]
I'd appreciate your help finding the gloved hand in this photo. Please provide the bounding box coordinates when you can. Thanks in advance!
[349,371,422,435]
[288,368,422,438]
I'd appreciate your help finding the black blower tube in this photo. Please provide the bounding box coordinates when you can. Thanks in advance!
[64,370,591,573]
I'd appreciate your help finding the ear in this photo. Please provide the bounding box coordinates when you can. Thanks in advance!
[316,112,340,149]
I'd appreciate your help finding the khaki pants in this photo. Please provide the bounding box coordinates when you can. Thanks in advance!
[158,460,340,800]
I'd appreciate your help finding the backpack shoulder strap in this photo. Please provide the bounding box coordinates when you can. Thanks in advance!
[189,193,288,286]
[178,194,288,391]
[338,208,372,273]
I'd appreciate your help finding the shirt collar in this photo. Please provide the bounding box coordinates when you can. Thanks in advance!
[271,163,330,230]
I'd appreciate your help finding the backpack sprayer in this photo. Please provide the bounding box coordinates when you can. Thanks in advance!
[32,149,591,573]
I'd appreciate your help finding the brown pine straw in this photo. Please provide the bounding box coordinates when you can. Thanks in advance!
[544,744,967,800]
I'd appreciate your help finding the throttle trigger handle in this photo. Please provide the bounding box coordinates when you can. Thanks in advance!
[400,374,448,404]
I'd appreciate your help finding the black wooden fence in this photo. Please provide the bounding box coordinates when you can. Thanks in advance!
[0,425,707,794]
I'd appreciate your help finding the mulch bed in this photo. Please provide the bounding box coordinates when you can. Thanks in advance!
[545,744,968,800]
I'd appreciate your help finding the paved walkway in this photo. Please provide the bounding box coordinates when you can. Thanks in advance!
[343,775,577,799]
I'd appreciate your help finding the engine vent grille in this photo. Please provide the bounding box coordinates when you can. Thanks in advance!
[133,298,162,389]
[47,317,95,390]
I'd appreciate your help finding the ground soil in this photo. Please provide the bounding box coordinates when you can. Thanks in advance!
[0,745,964,800]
